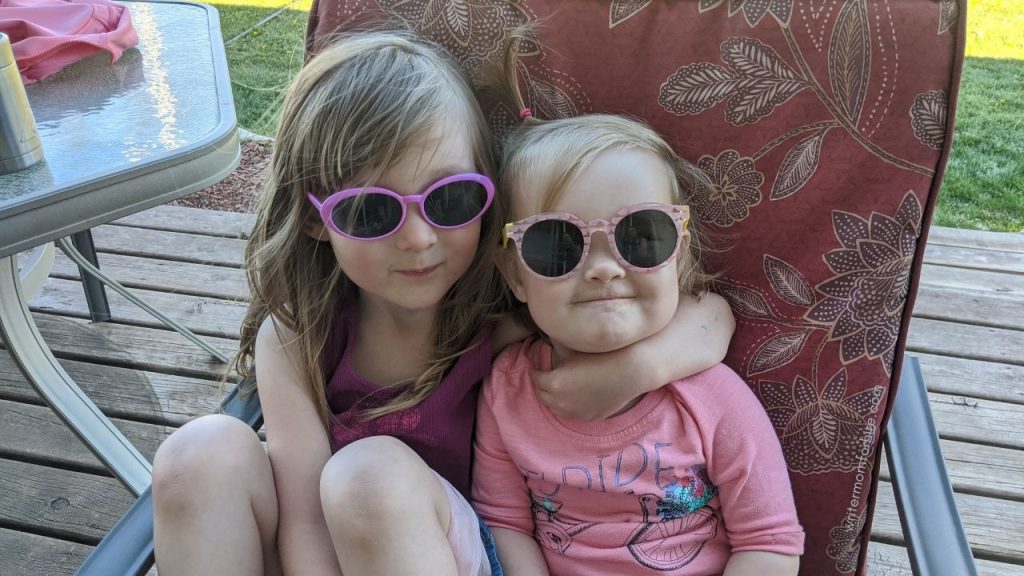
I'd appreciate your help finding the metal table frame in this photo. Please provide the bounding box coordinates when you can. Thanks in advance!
[0,0,239,496]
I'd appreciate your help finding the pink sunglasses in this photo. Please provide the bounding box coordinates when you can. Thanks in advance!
[307,173,495,240]
[502,203,689,279]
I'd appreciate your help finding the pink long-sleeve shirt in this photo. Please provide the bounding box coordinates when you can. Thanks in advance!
[472,338,804,575]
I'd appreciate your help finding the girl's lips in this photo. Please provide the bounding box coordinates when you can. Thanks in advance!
[575,294,630,304]
[396,264,440,278]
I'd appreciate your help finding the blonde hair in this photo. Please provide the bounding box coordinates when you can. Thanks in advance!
[234,31,505,425]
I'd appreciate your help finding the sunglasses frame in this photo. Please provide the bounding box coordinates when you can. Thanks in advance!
[502,203,690,280]
[307,172,495,240]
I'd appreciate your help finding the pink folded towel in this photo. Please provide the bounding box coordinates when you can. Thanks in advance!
[0,0,138,84]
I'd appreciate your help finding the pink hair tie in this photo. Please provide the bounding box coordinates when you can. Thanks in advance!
[519,107,533,120]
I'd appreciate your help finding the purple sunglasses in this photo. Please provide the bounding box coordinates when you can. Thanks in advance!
[503,203,689,279]
[307,173,495,240]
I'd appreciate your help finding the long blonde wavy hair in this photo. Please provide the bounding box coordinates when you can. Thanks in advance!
[233,31,506,426]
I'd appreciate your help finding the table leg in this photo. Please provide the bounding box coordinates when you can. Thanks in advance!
[71,230,112,323]
[0,255,151,496]
[56,237,229,364]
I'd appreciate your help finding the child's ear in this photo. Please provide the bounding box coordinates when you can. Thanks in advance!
[496,247,529,303]
[302,217,331,241]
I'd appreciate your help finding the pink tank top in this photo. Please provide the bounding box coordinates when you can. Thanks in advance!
[322,302,494,497]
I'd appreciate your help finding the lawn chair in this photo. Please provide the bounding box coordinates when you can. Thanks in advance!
[77,1,972,574]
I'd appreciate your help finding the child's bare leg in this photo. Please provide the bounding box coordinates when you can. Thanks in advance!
[320,436,459,575]
[152,414,281,576]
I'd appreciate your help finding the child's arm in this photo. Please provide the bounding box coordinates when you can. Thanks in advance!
[256,317,342,575]
[473,357,550,575]
[535,291,735,420]
[490,527,551,576]
[723,551,799,575]
[697,366,804,571]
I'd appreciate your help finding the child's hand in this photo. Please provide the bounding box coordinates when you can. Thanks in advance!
[532,350,637,420]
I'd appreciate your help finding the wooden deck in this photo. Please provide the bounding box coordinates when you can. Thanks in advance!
[0,205,1021,575]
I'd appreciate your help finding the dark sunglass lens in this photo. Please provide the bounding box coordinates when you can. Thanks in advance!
[521,220,585,277]
[332,193,403,238]
[423,180,489,227]
[614,210,679,268]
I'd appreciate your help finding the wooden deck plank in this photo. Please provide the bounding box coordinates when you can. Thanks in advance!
[30,277,247,339]
[0,527,92,576]
[913,284,1024,330]
[923,244,1024,275]
[13,313,237,380]
[872,481,1024,565]
[915,353,1024,405]
[0,399,171,475]
[0,458,134,544]
[919,263,1024,296]
[927,391,1024,450]
[0,354,224,425]
[48,251,247,301]
[928,226,1024,253]
[866,541,1023,576]
[879,438,1024,502]
[112,204,256,238]
[907,317,1024,367]
[90,224,247,267]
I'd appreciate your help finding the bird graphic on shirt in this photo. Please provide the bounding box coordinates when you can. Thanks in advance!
[626,467,720,571]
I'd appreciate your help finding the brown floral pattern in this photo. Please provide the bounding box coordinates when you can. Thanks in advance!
[804,192,922,374]
[910,90,949,150]
[659,37,808,126]
[939,0,959,34]
[698,0,793,27]
[693,150,764,227]
[759,369,883,474]
[609,0,653,28]
[827,509,867,573]
[376,0,534,82]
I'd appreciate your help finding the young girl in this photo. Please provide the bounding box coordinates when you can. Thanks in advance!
[472,90,804,576]
[151,31,734,576]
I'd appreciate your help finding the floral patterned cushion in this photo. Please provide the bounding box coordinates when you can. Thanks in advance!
[308,1,964,574]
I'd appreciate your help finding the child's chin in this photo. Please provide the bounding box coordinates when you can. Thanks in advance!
[565,334,645,354]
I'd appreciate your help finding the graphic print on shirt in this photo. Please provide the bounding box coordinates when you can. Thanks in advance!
[627,466,720,571]
[529,492,597,554]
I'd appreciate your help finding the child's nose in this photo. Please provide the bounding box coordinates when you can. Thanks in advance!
[583,234,625,283]
[394,207,437,252]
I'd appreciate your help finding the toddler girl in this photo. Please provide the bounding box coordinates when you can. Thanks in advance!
[473,73,804,576]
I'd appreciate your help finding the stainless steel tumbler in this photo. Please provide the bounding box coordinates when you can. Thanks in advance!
[0,32,44,175]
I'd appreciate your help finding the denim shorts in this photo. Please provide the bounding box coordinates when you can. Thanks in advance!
[478,518,505,576]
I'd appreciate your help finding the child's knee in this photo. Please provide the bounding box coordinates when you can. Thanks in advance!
[153,414,261,500]
[319,436,427,524]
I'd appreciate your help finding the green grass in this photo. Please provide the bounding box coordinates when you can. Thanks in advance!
[936,57,1024,231]
[213,0,1023,231]
[210,1,309,136]
[932,0,1024,231]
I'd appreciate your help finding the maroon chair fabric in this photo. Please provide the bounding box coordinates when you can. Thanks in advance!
[308,2,965,574]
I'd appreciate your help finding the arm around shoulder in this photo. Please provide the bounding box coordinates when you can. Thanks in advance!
[533,291,735,420]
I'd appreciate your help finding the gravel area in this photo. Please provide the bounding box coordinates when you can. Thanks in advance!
[171,139,272,213]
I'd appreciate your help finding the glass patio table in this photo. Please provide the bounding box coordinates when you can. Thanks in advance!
[0,0,239,496]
